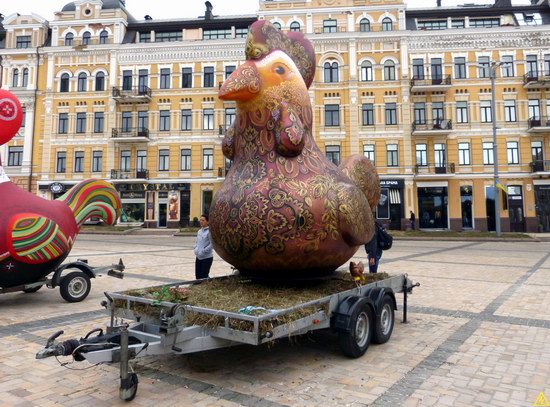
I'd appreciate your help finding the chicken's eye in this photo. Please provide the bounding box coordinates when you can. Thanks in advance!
[275,66,286,75]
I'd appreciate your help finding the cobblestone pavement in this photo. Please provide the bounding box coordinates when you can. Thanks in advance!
[1,235,549,406]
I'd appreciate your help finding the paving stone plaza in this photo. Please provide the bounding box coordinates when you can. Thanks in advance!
[0,234,549,406]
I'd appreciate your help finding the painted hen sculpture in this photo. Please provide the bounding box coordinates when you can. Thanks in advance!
[0,89,121,288]
[211,21,380,280]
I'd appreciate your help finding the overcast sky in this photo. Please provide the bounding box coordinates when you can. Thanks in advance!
[2,0,530,21]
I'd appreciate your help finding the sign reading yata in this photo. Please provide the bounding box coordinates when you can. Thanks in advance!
[380,179,404,188]
[49,182,65,194]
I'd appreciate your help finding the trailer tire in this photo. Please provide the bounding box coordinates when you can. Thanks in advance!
[372,295,394,344]
[23,285,43,293]
[122,373,139,401]
[338,301,374,358]
[60,271,91,303]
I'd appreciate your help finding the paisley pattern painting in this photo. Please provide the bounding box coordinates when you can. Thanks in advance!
[211,21,380,280]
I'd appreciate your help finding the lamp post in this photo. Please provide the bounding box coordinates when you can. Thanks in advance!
[489,61,502,237]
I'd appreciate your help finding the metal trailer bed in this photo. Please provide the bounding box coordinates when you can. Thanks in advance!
[37,273,418,401]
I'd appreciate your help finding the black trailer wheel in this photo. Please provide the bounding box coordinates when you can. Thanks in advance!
[23,285,43,293]
[60,271,91,303]
[122,373,139,401]
[338,302,374,358]
[372,295,395,344]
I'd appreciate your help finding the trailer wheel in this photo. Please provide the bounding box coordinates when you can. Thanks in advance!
[60,271,91,303]
[121,373,139,401]
[23,285,43,293]
[372,295,394,344]
[338,302,373,358]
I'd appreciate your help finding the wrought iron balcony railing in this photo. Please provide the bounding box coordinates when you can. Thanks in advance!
[412,120,452,132]
[110,169,149,179]
[111,85,152,99]
[530,160,550,173]
[527,116,550,130]
[523,70,550,85]
[415,162,455,175]
[111,127,150,139]
[410,75,452,87]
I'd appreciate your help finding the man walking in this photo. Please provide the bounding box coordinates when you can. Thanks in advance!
[409,210,416,230]
[194,214,213,279]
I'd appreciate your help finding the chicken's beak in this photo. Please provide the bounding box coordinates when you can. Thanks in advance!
[219,61,260,102]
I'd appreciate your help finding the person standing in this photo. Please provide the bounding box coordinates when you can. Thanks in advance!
[194,214,213,279]
[364,220,383,273]
[409,210,416,230]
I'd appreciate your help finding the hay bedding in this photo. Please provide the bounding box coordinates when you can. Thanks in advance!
[117,271,390,334]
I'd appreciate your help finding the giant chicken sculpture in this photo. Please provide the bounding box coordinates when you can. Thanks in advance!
[210,21,380,280]
[0,89,121,288]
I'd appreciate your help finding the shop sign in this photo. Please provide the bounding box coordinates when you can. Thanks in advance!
[120,191,145,199]
[50,182,65,194]
[116,183,190,192]
[380,179,404,188]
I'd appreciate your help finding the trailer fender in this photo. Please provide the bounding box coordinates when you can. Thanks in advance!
[364,287,397,316]
[331,296,375,333]
[51,261,96,287]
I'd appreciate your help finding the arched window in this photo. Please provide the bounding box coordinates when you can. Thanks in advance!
[359,18,370,32]
[384,60,396,80]
[290,21,300,32]
[82,31,91,45]
[360,61,373,81]
[12,69,19,87]
[99,30,108,44]
[22,68,29,87]
[65,33,74,46]
[324,62,339,83]
[60,73,70,92]
[272,22,282,30]
[382,17,393,31]
[77,73,87,92]
[95,72,105,91]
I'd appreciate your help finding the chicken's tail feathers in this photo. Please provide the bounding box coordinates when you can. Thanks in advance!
[340,155,380,211]
[59,179,122,227]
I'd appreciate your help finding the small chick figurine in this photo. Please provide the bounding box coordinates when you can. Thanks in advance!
[349,261,366,285]
[210,21,380,280]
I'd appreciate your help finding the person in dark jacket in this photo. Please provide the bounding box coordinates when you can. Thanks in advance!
[409,210,416,230]
[194,214,213,279]
[364,220,383,273]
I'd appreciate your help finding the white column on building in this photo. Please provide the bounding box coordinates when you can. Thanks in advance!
[21,101,35,175]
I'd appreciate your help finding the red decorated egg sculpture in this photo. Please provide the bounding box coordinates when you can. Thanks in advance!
[0,89,24,145]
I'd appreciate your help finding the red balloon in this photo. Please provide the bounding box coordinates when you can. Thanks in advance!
[0,89,23,145]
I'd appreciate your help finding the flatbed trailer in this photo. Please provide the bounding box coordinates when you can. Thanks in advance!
[37,273,418,401]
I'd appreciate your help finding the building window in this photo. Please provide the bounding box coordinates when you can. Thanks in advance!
[359,18,370,32]
[432,102,444,126]
[501,55,514,77]
[532,140,543,161]
[77,73,87,92]
[526,55,538,77]
[417,20,447,30]
[458,142,470,165]
[325,145,340,166]
[158,149,169,171]
[456,101,468,123]
[323,19,337,33]
[159,110,170,131]
[384,61,396,80]
[454,57,466,79]
[58,113,68,134]
[504,100,517,122]
[22,68,29,87]
[12,69,19,87]
[382,17,393,31]
[138,111,148,133]
[235,27,249,38]
[95,72,105,91]
[290,21,301,32]
[139,32,151,43]
[414,102,426,124]
[324,62,339,83]
[203,67,214,88]
[385,103,397,125]
[56,152,67,173]
[122,70,132,90]
[16,35,31,48]
[82,32,91,45]
[452,19,465,29]
[203,109,214,130]
[412,59,424,80]
[478,56,490,78]
[203,148,213,170]
[180,149,191,171]
[470,18,499,28]
[362,103,374,126]
[94,112,104,133]
[181,67,192,88]
[416,144,428,166]
[507,141,519,164]
[160,68,171,89]
[272,22,282,30]
[483,142,494,165]
[545,54,550,76]
[60,73,70,92]
[92,151,102,172]
[434,143,446,168]
[21,108,26,128]
[528,99,541,120]
[225,107,236,127]
[120,150,131,172]
[203,29,232,39]
[225,65,235,79]
[99,30,108,44]
[363,144,375,163]
[325,104,340,127]
[155,31,182,42]
[386,144,398,167]
[64,33,74,46]
[137,150,147,171]
[360,61,373,81]
[76,112,86,133]
[181,109,192,130]
[121,112,132,132]
[7,147,23,166]
[480,101,492,123]
[138,69,149,91]
[74,151,84,173]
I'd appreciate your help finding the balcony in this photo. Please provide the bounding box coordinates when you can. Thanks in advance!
[415,163,456,175]
[412,120,452,135]
[111,127,150,142]
[110,169,149,180]
[523,71,550,89]
[527,116,550,132]
[111,85,152,102]
[530,160,550,173]
[410,75,452,92]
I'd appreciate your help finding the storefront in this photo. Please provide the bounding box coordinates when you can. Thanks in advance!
[38,182,72,199]
[417,182,448,229]
[377,179,404,230]
[534,181,550,232]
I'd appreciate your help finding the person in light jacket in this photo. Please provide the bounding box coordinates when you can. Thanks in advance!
[194,214,213,279]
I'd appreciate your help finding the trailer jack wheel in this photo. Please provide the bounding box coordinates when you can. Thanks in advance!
[120,373,138,401]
